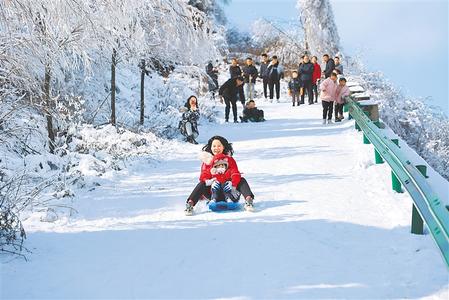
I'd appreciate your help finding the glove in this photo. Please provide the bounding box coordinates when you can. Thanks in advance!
[223,181,233,193]
[211,181,221,191]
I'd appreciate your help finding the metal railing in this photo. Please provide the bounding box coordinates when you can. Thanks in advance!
[346,96,449,268]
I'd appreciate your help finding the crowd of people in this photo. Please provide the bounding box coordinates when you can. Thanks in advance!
[179,52,348,215]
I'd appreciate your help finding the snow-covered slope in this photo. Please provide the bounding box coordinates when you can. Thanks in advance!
[2,97,448,299]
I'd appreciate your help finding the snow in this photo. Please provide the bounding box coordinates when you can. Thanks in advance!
[2,86,448,299]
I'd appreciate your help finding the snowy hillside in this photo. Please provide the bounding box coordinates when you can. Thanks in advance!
[2,95,448,299]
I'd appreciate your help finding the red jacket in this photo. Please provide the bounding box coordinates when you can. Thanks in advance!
[199,153,241,187]
[312,63,322,84]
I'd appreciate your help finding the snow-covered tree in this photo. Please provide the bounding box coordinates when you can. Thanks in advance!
[297,0,341,56]
[251,18,306,67]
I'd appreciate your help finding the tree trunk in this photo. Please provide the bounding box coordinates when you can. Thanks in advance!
[111,48,117,126]
[140,59,145,125]
[44,63,55,153]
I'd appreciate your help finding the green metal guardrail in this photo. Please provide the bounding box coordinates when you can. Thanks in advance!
[346,96,449,268]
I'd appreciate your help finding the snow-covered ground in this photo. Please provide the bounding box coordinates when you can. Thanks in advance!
[2,95,448,299]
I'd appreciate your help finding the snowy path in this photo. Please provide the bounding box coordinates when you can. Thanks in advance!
[2,102,448,299]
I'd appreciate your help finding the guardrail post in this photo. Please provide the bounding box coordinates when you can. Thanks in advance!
[374,149,384,164]
[355,121,361,131]
[363,133,371,144]
[391,138,400,147]
[391,170,403,193]
[416,165,429,178]
[343,104,349,112]
[410,165,428,234]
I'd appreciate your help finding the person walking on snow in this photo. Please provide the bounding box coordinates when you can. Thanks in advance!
[288,71,302,106]
[184,135,255,216]
[267,55,284,102]
[322,54,335,78]
[334,77,350,122]
[311,56,321,103]
[218,76,244,123]
[298,55,315,105]
[242,57,258,101]
[229,58,245,105]
[320,72,338,124]
[259,53,270,100]
[178,95,200,144]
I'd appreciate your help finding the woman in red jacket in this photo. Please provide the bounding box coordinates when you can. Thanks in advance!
[185,135,255,215]
[311,56,322,103]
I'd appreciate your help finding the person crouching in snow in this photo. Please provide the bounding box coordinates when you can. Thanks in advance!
[179,95,200,144]
[288,71,302,106]
[185,135,255,215]
[334,77,350,122]
[320,72,338,124]
[207,154,241,203]
[240,100,265,122]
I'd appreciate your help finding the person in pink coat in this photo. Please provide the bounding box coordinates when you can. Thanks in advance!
[334,77,350,122]
[319,72,338,124]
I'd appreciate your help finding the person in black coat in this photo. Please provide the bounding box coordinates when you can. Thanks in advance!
[298,55,315,105]
[322,54,335,78]
[229,58,245,105]
[242,57,258,100]
[219,76,245,123]
[259,53,270,99]
[240,100,265,122]
[266,56,284,102]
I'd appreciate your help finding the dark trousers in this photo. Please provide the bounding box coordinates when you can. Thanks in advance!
[224,96,238,121]
[301,80,313,104]
[312,83,318,102]
[322,101,334,120]
[263,78,269,98]
[187,178,254,205]
[238,85,245,105]
[335,103,344,119]
[292,93,300,105]
[268,80,280,100]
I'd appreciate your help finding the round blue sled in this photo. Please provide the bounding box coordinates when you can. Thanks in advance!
[208,201,241,212]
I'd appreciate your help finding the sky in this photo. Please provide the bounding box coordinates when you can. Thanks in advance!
[223,0,449,115]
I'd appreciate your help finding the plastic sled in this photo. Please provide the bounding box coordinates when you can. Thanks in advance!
[208,201,241,212]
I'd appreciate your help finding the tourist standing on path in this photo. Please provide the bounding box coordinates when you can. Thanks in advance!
[242,57,258,101]
[311,56,321,103]
[322,54,335,78]
[298,55,314,105]
[320,72,338,124]
[259,53,270,100]
[206,60,219,99]
[334,56,344,75]
[229,58,245,105]
[218,76,244,123]
[288,71,302,106]
[267,55,284,102]
[334,77,350,122]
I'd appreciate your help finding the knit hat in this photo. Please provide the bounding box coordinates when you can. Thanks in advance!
[210,154,229,175]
